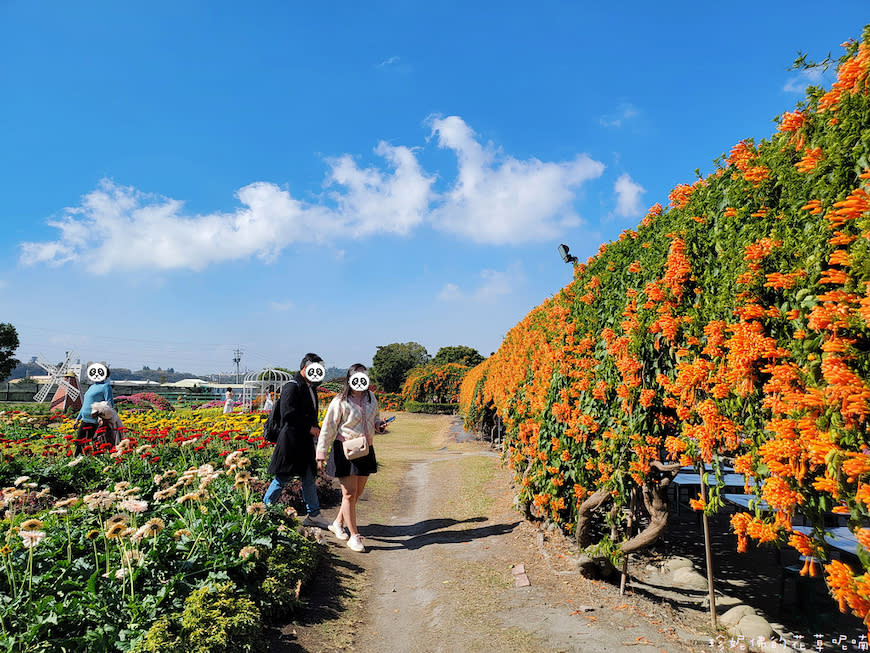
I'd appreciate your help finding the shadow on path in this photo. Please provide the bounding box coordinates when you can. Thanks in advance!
[642,508,867,641]
[267,550,364,652]
[361,516,521,551]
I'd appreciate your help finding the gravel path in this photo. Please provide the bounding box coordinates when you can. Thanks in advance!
[275,414,713,652]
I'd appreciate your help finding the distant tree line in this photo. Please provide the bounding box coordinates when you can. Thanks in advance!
[369,342,485,393]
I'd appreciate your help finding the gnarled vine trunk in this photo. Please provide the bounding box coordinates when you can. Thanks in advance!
[576,462,680,577]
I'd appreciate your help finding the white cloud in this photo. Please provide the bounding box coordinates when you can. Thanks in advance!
[783,67,826,92]
[20,180,325,273]
[270,300,294,311]
[325,141,435,236]
[475,268,515,301]
[437,283,463,302]
[437,266,522,303]
[20,115,606,272]
[20,144,434,274]
[428,116,604,244]
[613,173,646,218]
[600,103,639,128]
[378,56,400,67]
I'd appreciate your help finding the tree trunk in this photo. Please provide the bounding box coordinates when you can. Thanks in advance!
[575,463,680,577]
[615,478,671,554]
[574,487,611,548]
[517,458,536,521]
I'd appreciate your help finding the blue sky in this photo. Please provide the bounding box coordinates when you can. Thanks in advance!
[1,2,867,376]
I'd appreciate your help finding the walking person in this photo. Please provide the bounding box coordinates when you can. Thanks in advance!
[317,364,387,552]
[262,385,275,412]
[223,387,234,414]
[263,353,326,525]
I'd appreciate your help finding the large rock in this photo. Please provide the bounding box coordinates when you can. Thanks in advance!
[661,556,695,574]
[729,614,774,641]
[671,566,709,591]
[719,604,756,628]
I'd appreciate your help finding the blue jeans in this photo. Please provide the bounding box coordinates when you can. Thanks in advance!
[263,466,320,516]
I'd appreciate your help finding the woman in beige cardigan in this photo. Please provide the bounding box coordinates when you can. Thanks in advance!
[316,364,386,552]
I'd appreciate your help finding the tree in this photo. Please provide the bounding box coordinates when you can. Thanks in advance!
[431,345,485,368]
[0,323,20,382]
[370,342,430,393]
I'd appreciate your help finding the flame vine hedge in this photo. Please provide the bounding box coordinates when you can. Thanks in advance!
[402,362,469,404]
[460,27,870,620]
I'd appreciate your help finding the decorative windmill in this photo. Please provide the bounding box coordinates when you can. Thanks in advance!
[34,352,82,403]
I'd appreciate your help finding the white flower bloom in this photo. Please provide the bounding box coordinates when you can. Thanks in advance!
[83,491,116,511]
[19,530,46,549]
[118,499,148,514]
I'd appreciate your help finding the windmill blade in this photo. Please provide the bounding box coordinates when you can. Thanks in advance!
[36,354,58,376]
[34,352,79,403]
[34,383,53,403]
[56,351,78,376]
[57,377,81,401]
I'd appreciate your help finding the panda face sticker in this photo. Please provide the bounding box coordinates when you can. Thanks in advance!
[304,362,326,383]
[87,363,108,383]
[349,372,370,392]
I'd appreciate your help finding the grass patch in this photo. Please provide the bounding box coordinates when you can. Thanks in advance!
[437,557,543,652]
[426,454,499,522]
[359,413,450,522]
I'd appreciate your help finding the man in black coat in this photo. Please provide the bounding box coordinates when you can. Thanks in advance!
[263,352,326,524]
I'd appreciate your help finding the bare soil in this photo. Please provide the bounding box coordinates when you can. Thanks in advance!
[267,414,863,653]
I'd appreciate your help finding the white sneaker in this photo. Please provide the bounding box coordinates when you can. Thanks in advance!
[347,534,365,552]
[328,521,349,540]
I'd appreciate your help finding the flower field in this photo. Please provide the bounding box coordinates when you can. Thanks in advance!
[460,27,870,621]
[0,406,320,652]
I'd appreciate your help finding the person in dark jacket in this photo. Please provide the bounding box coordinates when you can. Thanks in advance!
[263,353,326,523]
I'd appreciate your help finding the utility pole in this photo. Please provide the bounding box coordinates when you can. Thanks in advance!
[233,347,243,384]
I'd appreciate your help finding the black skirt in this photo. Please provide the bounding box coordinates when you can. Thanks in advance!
[326,440,378,478]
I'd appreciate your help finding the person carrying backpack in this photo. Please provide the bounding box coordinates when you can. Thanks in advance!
[263,353,326,526]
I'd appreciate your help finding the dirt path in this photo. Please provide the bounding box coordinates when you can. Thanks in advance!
[274,414,712,653]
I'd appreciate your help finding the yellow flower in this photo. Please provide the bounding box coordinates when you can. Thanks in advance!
[247,502,266,516]
[173,529,193,540]
[154,486,178,501]
[105,523,127,539]
[20,518,43,531]
[108,516,131,531]
[86,529,100,540]
[144,517,165,535]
